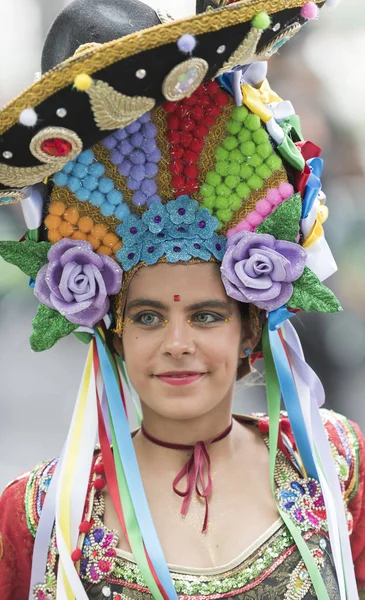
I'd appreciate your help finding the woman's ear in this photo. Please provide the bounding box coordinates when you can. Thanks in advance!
[239,314,262,360]
[113,332,124,359]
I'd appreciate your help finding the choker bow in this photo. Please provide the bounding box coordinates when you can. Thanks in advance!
[141,422,233,532]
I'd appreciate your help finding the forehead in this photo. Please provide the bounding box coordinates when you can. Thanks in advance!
[126,262,227,301]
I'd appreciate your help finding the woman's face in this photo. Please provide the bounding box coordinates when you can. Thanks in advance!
[119,262,254,421]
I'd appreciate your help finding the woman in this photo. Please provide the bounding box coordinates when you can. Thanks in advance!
[0,0,364,599]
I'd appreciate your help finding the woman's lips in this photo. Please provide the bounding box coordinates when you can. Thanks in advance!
[155,372,206,386]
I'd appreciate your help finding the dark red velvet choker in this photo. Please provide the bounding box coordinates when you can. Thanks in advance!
[141,421,233,533]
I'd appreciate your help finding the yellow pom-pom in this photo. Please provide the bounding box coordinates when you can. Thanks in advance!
[74,73,93,91]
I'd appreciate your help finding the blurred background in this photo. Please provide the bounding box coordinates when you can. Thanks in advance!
[0,0,364,491]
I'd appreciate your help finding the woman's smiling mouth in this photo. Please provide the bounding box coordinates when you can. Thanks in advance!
[155,372,207,386]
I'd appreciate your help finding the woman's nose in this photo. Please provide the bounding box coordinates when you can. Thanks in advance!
[160,318,196,359]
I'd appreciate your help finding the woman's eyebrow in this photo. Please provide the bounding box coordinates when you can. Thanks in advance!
[126,299,231,312]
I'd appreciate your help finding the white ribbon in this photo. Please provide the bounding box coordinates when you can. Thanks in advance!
[20,184,46,229]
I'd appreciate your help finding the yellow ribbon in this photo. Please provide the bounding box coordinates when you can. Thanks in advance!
[303,205,329,249]
[242,79,282,123]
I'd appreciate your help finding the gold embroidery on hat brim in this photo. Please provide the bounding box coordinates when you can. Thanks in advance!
[215,27,263,77]
[162,58,209,102]
[0,0,318,135]
[255,22,302,61]
[86,80,156,130]
[0,188,27,203]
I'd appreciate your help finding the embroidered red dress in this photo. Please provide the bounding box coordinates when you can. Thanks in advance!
[1,410,364,600]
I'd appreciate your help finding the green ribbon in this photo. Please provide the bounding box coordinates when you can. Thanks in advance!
[262,324,331,600]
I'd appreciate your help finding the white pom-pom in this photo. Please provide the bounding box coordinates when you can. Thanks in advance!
[177,34,197,54]
[19,108,38,127]
[325,0,341,7]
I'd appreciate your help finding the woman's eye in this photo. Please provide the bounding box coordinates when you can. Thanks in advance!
[134,312,162,326]
[193,312,223,325]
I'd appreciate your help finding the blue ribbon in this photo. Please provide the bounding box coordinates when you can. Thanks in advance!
[302,157,323,219]
[95,332,178,600]
[267,310,318,480]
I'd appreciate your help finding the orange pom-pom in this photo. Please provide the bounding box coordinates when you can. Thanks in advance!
[71,231,88,241]
[97,245,113,256]
[64,206,80,224]
[112,241,122,253]
[78,216,94,233]
[49,201,66,216]
[59,221,75,237]
[87,234,101,250]
[92,224,108,239]
[44,214,62,230]
[102,233,119,248]
[48,230,63,244]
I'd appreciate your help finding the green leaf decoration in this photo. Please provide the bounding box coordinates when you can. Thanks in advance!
[73,331,93,345]
[0,240,50,280]
[30,304,78,352]
[256,193,302,242]
[288,267,342,313]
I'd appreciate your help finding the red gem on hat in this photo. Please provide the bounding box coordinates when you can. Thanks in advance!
[40,137,72,156]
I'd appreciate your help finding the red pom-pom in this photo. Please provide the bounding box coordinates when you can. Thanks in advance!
[184,178,199,193]
[206,81,219,95]
[199,95,211,107]
[185,164,199,179]
[183,150,199,164]
[201,115,216,127]
[171,175,186,189]
[180,132,193,148]
[94,462,105,475]
[164,101,178,113]
[180,118,195,132]
[194,84,206,97]
[167,115,180,130]
[71,548,82,562]
[166,131,181,145]
[169,160,184,175]
[195,125,209,138]
[94,477,106,491]
[215,91,229,106]
[190,106,204,121]
[190,138,205,153]
[170,146,184,159]
[207,105,222,117]
[79,520,91,533]
[175,104,189,119]
[182,95,197,106]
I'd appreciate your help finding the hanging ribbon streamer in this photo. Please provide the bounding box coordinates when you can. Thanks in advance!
[94,329,178,600]
[263,324,331,600]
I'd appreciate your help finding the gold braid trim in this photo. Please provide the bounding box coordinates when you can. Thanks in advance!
[152,106,174,203]
[220,166,288,235]
[0,0,322,135]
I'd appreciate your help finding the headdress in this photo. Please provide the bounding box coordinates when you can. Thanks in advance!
[0,0,356,599]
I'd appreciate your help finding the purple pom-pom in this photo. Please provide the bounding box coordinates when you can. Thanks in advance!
[142,123,157,138]
[132,190,148,206]
[103,135,117,150]
[131,132,144,148]
[147,149,162,163]
[130,150,146,165]
[177,34,197,54]
[130,165,146,181]
[114,129,128,141]
[145,162,159,178]
[144,139,157,154]
[125,121,141,134]
[120,139,133,155]
[118,160,132,176]
[139,112,150,124]
[109,149,124,165]
[141,179,157,195]
[147,194,162,206]
[127,176,141,191]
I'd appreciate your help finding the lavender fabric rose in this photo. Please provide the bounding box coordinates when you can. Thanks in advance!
[34,238,123,328]
[220,231,307,312]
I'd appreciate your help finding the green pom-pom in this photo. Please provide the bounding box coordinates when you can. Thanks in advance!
[236,182,251,198]
[215,161,230,177]
[206,171,222,187]
[216,208,233,223]
[256,164,272,180]
[215,146,229,161]
[240,141,256,157]
[252,129,269,145]
[231,106,249,123]
[225,175,240,189]
[200,183,215,197]
[229,149,244,164]
[229,194,242,211]
[223,136,239,151]
[30,304,78,352]
[238,128,252,143]
[216,183,230,196]
[266,154,283,171]
[201,196,216,210]
[247,174,264,190]
[226,120,242,135]
[245,114,261,132]
[256,143,273,160]
[247,153,263,168]
[227,162,240,176]
[215,195,230,210]
[252,12,271,30]
[240,164,254,180]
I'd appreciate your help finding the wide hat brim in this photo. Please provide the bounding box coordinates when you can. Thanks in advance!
[0,0,325,201]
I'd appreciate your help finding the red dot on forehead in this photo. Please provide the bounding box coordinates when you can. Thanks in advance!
[173,295,180,302]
